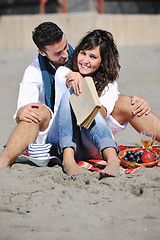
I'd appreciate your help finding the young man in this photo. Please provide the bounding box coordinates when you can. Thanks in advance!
[0,22,156,169]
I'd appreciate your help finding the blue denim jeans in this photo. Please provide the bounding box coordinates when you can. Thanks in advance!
[46,89,118,161]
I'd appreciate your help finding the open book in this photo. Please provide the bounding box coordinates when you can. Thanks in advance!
[69,76,102,129]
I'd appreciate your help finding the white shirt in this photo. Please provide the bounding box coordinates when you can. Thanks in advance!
[13,56,68,122]
[55,66,119,118]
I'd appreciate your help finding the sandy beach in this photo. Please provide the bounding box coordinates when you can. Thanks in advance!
[0,45,160,240]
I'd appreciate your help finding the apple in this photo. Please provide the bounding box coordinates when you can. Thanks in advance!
[141,152,156,163]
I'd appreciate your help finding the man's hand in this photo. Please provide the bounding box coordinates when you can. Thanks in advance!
[65,71,83,95]
[131,96,151,117]
[16,103,41,123]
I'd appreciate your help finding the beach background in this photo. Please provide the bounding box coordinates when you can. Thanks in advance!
[0,42,160,239]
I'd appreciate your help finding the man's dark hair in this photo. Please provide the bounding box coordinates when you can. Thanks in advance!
[32,22,63,51]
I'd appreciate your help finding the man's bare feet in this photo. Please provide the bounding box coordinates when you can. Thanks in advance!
[0,155,10,169]
[100,158,120,177]
[62,147,90,175]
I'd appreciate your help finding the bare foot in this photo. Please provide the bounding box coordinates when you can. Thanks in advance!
[100,158,120,177]
[63,160,90,175]
[0,161,10,169]
[62,147,90,175]
[0,155,10,169]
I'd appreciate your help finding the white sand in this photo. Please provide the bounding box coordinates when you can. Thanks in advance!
[0,45,160,240]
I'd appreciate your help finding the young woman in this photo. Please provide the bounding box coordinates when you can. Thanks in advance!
[46,29,122,177]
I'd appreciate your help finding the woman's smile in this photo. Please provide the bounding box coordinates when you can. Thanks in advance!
[77,46,101,76]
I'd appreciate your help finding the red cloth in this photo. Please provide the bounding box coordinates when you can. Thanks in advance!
[77,146,160,174]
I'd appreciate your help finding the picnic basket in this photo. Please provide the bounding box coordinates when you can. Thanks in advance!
[118,147,160,169]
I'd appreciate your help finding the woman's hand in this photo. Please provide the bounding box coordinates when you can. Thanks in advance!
[131,96,151,116]
[65,71,83,95]
[16,103,41,123]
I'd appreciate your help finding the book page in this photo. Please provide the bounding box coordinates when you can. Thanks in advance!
[69,76,102,128]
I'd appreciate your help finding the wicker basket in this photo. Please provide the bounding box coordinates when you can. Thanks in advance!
[118,147,160,169]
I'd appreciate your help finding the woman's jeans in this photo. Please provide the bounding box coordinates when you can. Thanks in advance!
[46,89,118,162]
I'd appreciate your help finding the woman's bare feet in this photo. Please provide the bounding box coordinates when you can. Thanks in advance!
[100,158,119,177]
[62,147,90,175]
[100,147,120,178]
[63,160,90,175]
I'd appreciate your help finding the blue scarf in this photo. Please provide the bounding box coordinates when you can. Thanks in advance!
[38,43,74,111]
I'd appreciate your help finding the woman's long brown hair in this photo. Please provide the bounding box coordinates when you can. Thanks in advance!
[69,29,121,96]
